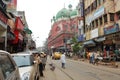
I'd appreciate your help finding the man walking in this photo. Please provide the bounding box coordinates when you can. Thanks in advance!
[60,52,66,69]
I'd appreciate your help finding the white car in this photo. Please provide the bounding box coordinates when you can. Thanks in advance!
[11,52,40,80]
[0,50,20,80]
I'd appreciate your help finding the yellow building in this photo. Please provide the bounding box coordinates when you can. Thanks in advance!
[84,0,120,54]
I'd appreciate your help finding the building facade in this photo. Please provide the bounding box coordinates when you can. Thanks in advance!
[0,0,33,53]
[47,5,82,53]
[84,0,120,57]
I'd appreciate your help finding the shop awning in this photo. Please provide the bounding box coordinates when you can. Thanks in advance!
[58,46,66,50]
[94,37,105,42]
[83,40,96,47]
[15,17,24,31]
[24,27,32,34]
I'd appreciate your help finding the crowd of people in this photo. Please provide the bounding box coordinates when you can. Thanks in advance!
[86,48,120,65]
[32,50,67,78]
[33,52,47,77]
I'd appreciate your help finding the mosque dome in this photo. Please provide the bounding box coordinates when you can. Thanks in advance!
[55,4,78,20]
[70,9,78,17]
[56,8,69,20]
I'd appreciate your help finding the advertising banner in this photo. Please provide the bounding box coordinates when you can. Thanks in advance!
[15,17,24,31]
[104,23,119,35]
[91,28,98,39]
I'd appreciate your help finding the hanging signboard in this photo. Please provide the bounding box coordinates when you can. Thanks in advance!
[104,23,119,35]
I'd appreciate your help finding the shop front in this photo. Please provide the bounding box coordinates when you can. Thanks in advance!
[83,40,96,51]
[103,23,120,57]
[94,37,105,52]
[11,17,24,52]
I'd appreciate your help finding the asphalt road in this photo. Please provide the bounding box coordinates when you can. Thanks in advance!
[52,58,120,80]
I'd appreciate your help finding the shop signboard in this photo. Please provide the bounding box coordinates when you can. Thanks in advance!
[93,6,104,20]
[80,2,84,17]
[86,15,93,26]
[91,28,98,39]
[104,23,119,35]
[94,37,105,42]
[78,34,84,42]
[15,17,24,31]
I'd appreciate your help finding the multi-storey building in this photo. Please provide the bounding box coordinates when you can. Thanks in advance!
[47,5,82,53]
[84,0,120,56]
[0,0,33,52]
[77,0,85,43]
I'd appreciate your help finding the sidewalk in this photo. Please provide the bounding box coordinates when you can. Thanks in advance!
[40,57,72,80]
[73,57,120,68]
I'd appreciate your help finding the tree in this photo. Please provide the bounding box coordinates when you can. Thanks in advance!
[71,36,82,55]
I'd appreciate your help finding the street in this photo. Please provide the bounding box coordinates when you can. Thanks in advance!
[42,57,120,80]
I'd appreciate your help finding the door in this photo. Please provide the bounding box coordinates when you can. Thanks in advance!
[0,52,20,80]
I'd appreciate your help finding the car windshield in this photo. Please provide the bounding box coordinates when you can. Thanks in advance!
[12,55,34,67]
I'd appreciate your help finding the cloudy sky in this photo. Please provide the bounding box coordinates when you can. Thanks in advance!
[17,0,79,47]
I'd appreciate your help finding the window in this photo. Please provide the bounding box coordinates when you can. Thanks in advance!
[85,9,87,15]
[104,14,107,23]
[98,0,101,6]
[118,13,120,20]
[92,21,95,29]
[56,26,61,32]
[91,3,94,11]
[117,11,120,20]
[12,55,33,67]
[85,25,88,32]
[88,6,90,13]
[93,0,97,9]
[0,54,15,79]
[99,17,103,25]
[87,27,89,31]
[64,25,68,30]
[79,29,81,35]
[95,19,98,27]
[63,24,68,32]
[110,13,114,21]
[90,23,93,30]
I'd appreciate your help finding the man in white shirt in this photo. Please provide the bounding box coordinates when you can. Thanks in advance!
[60,52,66,69]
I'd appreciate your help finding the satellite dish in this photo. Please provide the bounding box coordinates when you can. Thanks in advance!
[2,0,11,4]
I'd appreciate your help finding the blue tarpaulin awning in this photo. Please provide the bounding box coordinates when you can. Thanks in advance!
[83,40,96,47]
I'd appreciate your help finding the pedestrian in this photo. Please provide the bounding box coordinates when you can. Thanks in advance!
[38,54,44,77]
[41,52,47,70]
[60,52,66,69]
[69,51,73,58]
[33,53,44,77]
[89,51,93,63]
[92,51,95,64]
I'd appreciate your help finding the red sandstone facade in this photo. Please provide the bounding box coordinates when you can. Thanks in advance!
[48,17,80,51]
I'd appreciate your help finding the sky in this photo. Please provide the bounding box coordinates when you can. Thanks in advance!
[17,0,79,47]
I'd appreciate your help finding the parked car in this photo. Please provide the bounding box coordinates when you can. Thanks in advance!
[11,52,40,80]
[0,50,20,80]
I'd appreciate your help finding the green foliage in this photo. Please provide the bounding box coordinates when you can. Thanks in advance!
[71,36,82,55]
